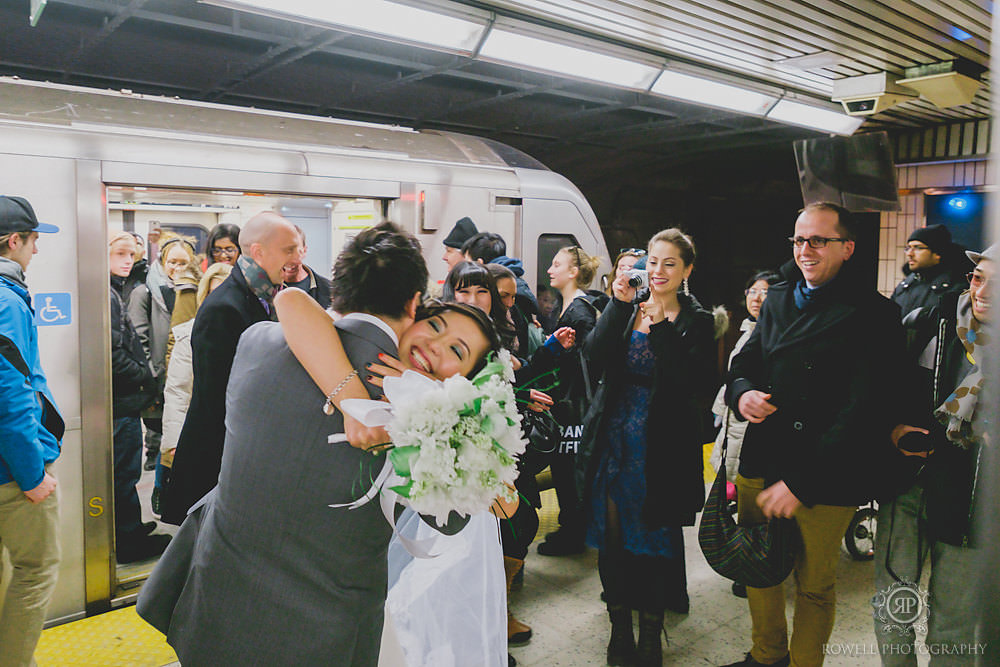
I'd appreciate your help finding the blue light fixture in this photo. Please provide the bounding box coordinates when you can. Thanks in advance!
[948,195,970,211]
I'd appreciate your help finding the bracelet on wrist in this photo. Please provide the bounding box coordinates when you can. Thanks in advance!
[322,369,360,416]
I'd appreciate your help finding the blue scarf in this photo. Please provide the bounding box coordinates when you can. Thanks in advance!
[793,280,832,311]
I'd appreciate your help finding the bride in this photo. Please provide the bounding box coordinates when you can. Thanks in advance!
[277,289,517,667]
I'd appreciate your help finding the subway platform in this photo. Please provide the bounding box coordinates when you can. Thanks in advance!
[35,449,919,666]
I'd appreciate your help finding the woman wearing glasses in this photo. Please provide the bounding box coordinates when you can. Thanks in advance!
[582,229,716,667]
[710,270,781,484]
[709,269,780,600]
[205,223,242,268]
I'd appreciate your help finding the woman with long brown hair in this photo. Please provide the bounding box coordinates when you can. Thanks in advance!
[583,229,717,666]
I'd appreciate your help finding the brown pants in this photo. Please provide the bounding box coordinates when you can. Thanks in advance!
[736,475,855,667]
[0,467,61,667]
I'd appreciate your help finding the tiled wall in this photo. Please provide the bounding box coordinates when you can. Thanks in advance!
[878,159,994,296]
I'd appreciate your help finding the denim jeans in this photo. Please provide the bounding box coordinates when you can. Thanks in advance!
[113,416,144,542]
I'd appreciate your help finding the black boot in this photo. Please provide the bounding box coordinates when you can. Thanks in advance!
[606,605,636,666]
[636,611,664,667]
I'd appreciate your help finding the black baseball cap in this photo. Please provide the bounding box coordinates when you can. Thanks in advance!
[0,196,59,235]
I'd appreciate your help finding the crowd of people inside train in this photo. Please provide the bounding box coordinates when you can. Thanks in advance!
[0,192,993,667]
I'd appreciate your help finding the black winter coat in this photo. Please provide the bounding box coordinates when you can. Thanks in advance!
[897,290,979,546]
[110,276,155,419]
[727,260,907,508]
[891,256,969,359]
[550,295,600,404]
[161,268,271,525]
[582,293,716,528]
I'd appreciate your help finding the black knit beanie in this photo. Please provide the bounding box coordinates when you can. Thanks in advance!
[907,224,951,255]
[443,217,478,249]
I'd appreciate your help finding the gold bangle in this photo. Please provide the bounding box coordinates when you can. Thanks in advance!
[322,369,360,416]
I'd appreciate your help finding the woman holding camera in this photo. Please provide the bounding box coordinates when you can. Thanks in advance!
[582,229,716,667]
[605,249,645,297]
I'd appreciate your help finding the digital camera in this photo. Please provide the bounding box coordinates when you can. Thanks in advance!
[625,268,648,289]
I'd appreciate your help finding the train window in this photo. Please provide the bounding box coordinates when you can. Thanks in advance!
[101,186,384,584]
[158,223,209,256]
[536,233,580,331]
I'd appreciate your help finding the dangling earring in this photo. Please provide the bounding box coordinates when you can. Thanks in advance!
[683,277,690,296]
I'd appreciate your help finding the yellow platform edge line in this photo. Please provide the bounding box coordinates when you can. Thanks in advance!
[36,604,177,667]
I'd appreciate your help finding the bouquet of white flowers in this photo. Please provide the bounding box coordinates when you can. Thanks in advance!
[338,349,526,525]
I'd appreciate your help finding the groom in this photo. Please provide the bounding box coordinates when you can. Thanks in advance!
[137,222,465,666]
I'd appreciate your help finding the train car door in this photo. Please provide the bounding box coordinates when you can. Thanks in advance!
[0,153,91,623]
[90,178,390,614]
[520,198,604,330]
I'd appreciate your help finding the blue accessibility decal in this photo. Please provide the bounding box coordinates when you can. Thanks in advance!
[35,293,72,327]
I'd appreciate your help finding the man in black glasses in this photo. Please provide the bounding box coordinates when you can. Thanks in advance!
[721,202,907,667]
[891,224,970,357]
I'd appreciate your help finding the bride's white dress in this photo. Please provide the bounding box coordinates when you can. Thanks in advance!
[378,509,507,667]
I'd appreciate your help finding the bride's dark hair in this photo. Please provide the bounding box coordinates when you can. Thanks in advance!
[416,300,502,377]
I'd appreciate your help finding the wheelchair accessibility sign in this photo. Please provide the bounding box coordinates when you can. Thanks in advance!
[35,293,71,327]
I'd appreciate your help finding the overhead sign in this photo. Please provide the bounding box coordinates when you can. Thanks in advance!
[34,293,71,327]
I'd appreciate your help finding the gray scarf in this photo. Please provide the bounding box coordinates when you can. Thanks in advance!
[0,256,27,289]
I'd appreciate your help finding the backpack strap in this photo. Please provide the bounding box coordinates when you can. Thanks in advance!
[0,333,65,441]
[577,294,603,316]
[0,333,31,380]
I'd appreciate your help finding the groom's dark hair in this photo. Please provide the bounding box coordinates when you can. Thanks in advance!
[331,221,428,317]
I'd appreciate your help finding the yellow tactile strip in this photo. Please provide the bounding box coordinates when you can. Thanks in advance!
[36,605,177,667]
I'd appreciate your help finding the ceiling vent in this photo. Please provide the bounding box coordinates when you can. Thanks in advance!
[831,72,917,116]
[896,59,986,108]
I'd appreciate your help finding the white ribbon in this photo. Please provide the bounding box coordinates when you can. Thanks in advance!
[326,444,393,511]
[323,442,442,558]
[324,371,449,557]
[378,479,442,559]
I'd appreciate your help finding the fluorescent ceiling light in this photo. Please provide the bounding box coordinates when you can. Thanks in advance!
[201,0,487,53]
[650,71,776,115]
[766,99,863,135]
[479,29,661,90]
[775,51,848,70]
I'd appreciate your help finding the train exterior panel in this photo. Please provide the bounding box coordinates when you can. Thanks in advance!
[0,78,609,621]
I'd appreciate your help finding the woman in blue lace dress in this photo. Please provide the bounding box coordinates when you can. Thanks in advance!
[582,229,717,667]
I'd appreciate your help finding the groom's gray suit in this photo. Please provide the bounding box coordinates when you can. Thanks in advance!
[138,315,460,666]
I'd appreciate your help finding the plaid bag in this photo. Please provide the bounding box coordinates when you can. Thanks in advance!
[697,415,798,588]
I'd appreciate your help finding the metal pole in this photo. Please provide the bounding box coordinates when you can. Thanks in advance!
[974,11,999,664]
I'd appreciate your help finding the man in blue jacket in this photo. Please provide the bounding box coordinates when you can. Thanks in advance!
[0,195,63,667]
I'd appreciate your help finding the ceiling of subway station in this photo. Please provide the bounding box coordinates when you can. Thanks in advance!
[0,0,991,201]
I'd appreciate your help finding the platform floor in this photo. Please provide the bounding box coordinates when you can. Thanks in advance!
[35,446,923,666]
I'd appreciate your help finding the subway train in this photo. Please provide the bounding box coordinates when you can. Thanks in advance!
[0,77,610,623]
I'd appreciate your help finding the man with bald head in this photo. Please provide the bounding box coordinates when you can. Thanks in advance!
[161,211,299,524]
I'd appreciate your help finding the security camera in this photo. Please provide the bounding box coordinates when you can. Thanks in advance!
[832,73,917,116]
